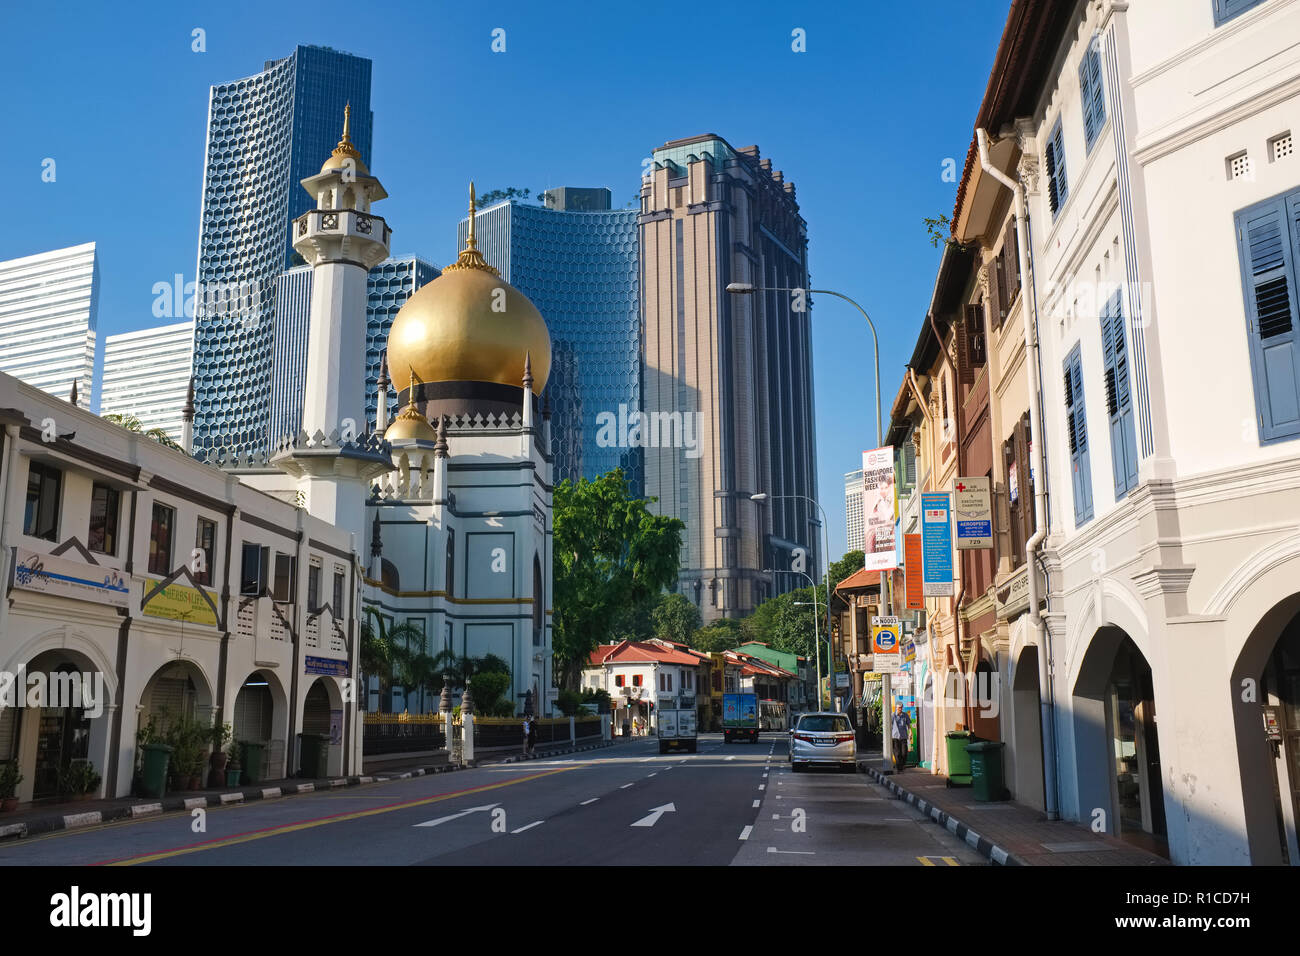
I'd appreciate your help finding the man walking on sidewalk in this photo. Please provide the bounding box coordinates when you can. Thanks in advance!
[891,704,911,772]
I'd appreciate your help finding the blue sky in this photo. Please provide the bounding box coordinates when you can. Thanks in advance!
[2,0,1007,559]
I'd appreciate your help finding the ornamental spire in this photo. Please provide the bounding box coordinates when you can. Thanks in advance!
[443,181,500,275]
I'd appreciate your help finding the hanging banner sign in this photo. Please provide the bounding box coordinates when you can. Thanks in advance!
[142,581,219,627]
[862,446,897,571]
[921,492,954,597]
[954,476,993,550]
[903,534,924,609]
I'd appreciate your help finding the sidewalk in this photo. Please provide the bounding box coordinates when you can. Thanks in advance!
[0,736,615,844]
[859,754,1169,866]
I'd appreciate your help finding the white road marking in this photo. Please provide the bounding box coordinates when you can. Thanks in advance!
[414,803,500,828]
[758,784,766,791]
[752,800,760,808]
[767,847,815,855]
[647,772,657,777]
[630,803,676,828]
[511,821,544,834]
[620,783,633,789]
[739,826,753,841]
[580,798,599,805]
[762,772,769,778]
[639,757,654,762]
[725,756,736,762]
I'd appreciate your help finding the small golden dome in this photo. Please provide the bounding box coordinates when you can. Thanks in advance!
[386,183,551,394]
[384,369,438,443]
[321,103,369,176]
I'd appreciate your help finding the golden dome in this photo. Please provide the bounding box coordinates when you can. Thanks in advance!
[384,369,438,443]
[321,103,369,176]
[386,183,550,394]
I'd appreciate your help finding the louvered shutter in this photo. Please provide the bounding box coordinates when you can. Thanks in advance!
[1047,119,1069,217]
[1065,347,1093,525]
[957,317,973,385]
[1100,294,1140,497]
[967,304,987,369]
[1080,39,1106,153]
[1236,195,1300,442]
[987,253,1003,331]
[1214,0,1267,26]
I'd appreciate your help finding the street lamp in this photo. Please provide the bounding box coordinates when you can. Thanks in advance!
[766,567,824,711]
[752,492,836,710]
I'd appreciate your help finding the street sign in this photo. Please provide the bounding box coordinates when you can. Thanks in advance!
[921,492,954,596]
[954,476,993,550]
[872,616,902,674]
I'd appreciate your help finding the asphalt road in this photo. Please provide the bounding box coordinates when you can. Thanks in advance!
[0,734,985,866]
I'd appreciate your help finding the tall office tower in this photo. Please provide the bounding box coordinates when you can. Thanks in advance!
[100,321,195,442]
[268,255,440,440]
[191,45,374,455]
[459,189,641,493]
[844,469,865,554]
[0,242,99,410]
[640,135,816,622]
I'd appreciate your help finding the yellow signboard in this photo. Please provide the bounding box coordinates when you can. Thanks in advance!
[142,582,218,627]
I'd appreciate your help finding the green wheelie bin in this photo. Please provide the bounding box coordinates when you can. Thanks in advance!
[239,741,265,785]
[299,733,329,779]
[139,743,172,797]
[967,740,1007,801]
[944,731,973,786]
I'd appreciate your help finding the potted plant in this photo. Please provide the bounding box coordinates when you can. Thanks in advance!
[207,722,232,788]
[225,739,242,787]
[58,761,101,801]
[164,715,207,791]
[0,761,22,811]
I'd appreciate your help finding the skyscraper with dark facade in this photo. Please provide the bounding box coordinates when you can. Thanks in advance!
[459,190,642,494]
[640,134,817,622]
[191,45,374,454]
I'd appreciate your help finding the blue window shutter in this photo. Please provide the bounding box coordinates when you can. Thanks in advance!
[1079,40,1106,154]
[1236,194,1300,443]
[1065,347,1094,525]
[1046,119,1069,219]
[1214,0,1267,27]
[1102,293,1140,496]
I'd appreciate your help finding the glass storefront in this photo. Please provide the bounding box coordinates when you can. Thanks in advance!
[1107,638,1166,844]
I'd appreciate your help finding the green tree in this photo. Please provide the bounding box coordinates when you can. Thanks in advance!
[652,592,700,645]
[102,413,182,451]
[693,618,742,653]
[828,550,865,590]
[552,469,684,689]
[475,186,530,208]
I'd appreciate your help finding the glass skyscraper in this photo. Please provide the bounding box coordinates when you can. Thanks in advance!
[191,45,373,455]
[458,191,642,494]
[100,321,194,443]
[269,256,440,440]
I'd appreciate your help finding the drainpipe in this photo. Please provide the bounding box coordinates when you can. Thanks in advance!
[977,127,1058,819]
[927,310,971,731]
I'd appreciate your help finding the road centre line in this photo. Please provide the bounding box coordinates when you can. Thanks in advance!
[739,826,753,840]
[91,767,572,866]
[512,821,543,834]
[620,783,633,789]
[580,798,599,805]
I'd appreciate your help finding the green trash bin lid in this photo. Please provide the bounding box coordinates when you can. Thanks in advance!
[945,731,971,739]
[965,741,1003,752]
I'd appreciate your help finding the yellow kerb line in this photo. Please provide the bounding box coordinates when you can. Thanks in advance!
[98,767,571,866]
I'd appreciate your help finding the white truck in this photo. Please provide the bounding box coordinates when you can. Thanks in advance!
[656,698,698,754]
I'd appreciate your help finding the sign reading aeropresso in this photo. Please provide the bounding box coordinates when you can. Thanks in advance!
[861,447,897,571]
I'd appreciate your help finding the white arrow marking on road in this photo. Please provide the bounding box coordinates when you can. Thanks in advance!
[413,803,500,827]
[630,803,676,828]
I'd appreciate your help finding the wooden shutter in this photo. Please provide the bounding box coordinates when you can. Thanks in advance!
[1214,0,1267,25]
[1006,221,1021,306]
[1080,39,1106,153]
[966,304,987,369]
[1236,194,1300,442]
[1065,348,1093,524]
[956,318,973,385]
[1046,120,1069,217]
[1018,412,1036,543]
[987,254,1003,331]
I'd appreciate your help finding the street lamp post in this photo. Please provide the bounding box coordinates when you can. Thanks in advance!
[729,281,894,762]
[766,568,822,710]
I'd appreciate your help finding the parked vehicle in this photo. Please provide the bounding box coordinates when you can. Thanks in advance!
[657,700,698,753]
[723,692,759,744]
[789,712,857,772]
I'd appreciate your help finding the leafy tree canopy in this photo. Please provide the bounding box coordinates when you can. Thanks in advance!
[102,413,181,451]
[692,618,742,653]
[652,592,700,645]
[552,469,683,689]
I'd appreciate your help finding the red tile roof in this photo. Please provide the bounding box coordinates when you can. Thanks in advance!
[588,640,703,667]
[834,566,881,593]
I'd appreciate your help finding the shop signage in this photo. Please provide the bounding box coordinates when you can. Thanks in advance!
[995,561,1047,621]
[11,548,130,608]
[921,492,954,596]
[305,656,349,677]
[862,447,897,571]
[903,534,924,609]
[954,476,993,550]
[142,581,218,626]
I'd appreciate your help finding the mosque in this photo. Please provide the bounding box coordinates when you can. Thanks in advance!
[240,109,556,718]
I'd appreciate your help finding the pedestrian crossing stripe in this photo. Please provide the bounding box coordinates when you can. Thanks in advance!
[917,856,959,866]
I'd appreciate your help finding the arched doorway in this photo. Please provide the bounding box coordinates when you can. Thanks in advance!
[970,655,1001,741]
[1073,628,1167,854]
[1010,644,1044,810]
[22,652,106,801]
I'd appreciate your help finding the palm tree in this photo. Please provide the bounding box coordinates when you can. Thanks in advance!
[102,413,182,451]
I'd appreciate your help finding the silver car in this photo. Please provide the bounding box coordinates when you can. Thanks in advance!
[789,712,857,773]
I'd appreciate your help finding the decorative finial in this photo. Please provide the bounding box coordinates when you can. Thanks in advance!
[328,102,362,165]
[522,351,533,390]
[434,414,449,458]
[69,378,78,405]
[443,180,500,275]
[370,511,382,558]
[377,350,388,388]
[343,102,351,141]
[182,376,195,421]
[407,365,417,409]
